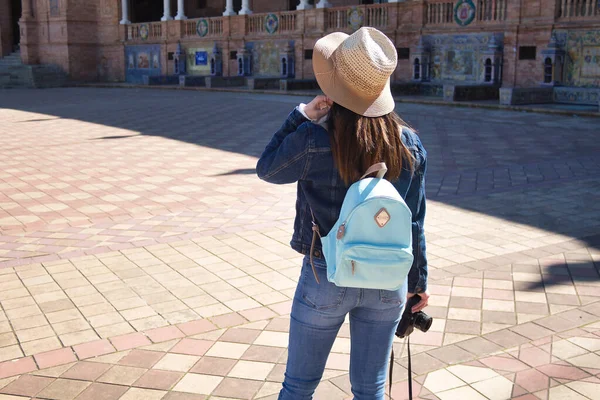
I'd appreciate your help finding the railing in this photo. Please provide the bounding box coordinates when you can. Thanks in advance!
[476,0,507,21]
[425,2,454,24]
[246,11,298,35]
[558,0,599,18]
[280,11,298,32]
[127,22,162,41]
[327,8,349,30]
[326,4,392,31]
[365,4,390,28]
[425,0,507,26]
[183,17,223,38]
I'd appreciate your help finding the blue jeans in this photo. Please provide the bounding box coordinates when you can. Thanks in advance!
[279,257,406,400]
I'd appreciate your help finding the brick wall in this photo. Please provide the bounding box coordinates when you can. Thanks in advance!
[514,29,553,87]
[16,0,600,87]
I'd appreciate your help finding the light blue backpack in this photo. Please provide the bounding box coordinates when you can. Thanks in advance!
[310,163,413,291]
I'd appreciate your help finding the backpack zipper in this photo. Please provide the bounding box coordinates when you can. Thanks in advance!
[351,260,356,275]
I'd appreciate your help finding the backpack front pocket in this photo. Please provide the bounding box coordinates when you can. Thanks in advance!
[331,244,413,290]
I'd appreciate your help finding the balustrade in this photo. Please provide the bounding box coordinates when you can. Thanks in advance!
[246,11,298,35]
[326,4,392,31]
[326,8,348,30]
[366,4,390,28]
[426,2,454,24]
[122,1,533,43]
[127,22,163,41]
[476,0,507,21]
[425,0,507,26]
[559,0,599,18]
[183,17,223,38]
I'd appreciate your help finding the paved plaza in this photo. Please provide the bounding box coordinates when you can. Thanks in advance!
[0,87,598,400]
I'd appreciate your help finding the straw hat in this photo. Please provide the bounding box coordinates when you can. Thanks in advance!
[313,27,397,117]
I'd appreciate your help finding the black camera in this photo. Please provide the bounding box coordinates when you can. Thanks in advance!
[395,294,433,338]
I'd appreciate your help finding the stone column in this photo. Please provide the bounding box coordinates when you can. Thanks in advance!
[316,0,331,8]
[20,0,32,19]
[175,0,187,20]
[239,0,252,15]
[120,0,130,24]
[223,0,237,16]
[161,0,173,21]
[297,0,313,10]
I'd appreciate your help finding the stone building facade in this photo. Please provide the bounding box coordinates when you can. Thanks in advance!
[1,0,599,105]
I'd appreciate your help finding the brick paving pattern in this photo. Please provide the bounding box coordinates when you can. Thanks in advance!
[0,87,598,399]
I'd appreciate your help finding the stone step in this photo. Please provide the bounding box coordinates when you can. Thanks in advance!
[0,64,66,88]
[0,61,23,66]
[0,53,24,67]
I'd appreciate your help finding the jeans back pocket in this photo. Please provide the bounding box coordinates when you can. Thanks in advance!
[301,265,347,311]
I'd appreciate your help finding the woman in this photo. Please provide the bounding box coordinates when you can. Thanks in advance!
[256,27,430,400]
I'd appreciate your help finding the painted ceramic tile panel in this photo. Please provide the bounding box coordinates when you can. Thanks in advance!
[556,30,600,87]
[425,33,503,82]
[186,48,211,75]
[251,40,294,77]
[125,45,161,84]
[138,52,150,69]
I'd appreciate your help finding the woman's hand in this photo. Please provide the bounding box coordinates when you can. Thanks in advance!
[304,95,333,121]
[407,290,430,313]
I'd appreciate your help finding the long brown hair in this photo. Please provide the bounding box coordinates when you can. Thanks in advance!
[327,103,414,185]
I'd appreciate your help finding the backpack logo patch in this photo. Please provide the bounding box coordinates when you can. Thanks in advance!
[375,208,391,228]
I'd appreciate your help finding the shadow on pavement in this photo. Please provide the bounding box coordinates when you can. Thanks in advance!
[1,87,599,252]
[215,168,257,176]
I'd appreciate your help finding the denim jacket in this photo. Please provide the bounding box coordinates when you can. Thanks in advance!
[256,108,428,293]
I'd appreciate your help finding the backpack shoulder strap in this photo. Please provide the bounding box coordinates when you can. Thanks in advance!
[361,163,388,180]
[308,209,321,284]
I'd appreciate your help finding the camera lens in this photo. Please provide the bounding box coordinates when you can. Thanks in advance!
[413,312,433,333]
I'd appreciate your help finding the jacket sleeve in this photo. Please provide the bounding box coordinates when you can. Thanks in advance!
[256,108,312,185]
[407,147,428,294]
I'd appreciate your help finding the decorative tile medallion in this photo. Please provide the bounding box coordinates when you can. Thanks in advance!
[347,7,364,32]
[139,24,149,41]
[196,19,209,37]
[264,14,279,35]
[454,0,476,26]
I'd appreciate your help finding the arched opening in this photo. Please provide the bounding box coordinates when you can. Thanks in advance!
[413,58,421,80]
[131,0,167,22]
[238,57,243,76]
[281,58,287,76]
[234,0,242,12]
[288,0,315,10]
[484,58,493,82]
[210,58,215,75]
[543,57,553,84]
[11,0,21,50]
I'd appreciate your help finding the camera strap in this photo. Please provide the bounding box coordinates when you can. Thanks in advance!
[389,336,413,399]
[408,336,413,399]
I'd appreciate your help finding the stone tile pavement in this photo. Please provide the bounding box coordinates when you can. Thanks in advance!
[0,88,598,399]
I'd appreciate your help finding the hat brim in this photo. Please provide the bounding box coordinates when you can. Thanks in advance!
[313,32,395,118]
